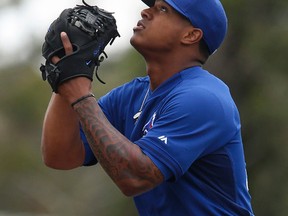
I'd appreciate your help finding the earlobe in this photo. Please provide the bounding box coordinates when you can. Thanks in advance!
[181,28,203,45]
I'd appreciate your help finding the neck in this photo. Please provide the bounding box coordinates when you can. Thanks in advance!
[145,59,202,90]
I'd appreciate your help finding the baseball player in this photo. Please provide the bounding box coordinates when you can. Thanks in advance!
[41,0,254,215]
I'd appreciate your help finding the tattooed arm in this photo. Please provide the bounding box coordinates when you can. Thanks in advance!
[71,96,164,196]
[42,32,164,196]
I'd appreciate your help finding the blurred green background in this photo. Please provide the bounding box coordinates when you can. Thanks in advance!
[0,0,288,215]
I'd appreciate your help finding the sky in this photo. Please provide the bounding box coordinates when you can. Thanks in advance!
[0,0,145,68]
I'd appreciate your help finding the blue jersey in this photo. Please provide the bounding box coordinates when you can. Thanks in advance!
[81,66,254,215]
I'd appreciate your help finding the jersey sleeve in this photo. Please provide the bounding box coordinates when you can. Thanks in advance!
[135,87,240,181]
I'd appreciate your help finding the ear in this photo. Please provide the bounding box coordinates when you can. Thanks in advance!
[181,27,203,45]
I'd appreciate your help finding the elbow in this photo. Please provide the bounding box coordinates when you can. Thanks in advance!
[41,141,83,170]
[117,180,151,197]
[120,187,136,197]
[42,154,81,170]
[120,188,139,197]
[41,141,63,169]
[41,151,68,170]
[114,166,163,197]
[42,154,66,170]
[41,145,55,169]
[42,159,58,169]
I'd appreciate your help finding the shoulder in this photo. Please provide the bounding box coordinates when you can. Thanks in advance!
[159,68,239,129]
[167,70,229,108]
[179,67,230,94]
[177,68,233,110]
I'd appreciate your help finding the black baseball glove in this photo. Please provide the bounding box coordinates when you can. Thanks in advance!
[40,0,120,92]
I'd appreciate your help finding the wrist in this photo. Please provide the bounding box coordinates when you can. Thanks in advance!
[57,77,92,104]
[71,93,95,108]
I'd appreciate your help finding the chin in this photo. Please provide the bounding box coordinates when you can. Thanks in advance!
[130,34,151,58]
[130,34,137,46]
[130,36,141,52]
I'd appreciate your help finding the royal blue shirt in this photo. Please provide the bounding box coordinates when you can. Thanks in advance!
[81,66,254,215]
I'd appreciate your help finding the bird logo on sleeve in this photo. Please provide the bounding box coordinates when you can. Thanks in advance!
[142,112,157,136]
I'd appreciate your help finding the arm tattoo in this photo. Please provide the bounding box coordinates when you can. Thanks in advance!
[73,97,163,194]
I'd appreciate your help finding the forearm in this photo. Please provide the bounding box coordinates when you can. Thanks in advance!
[41,93,85,169]
[72,96,164,196]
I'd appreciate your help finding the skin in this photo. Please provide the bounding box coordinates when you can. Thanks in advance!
[41,0,205,197]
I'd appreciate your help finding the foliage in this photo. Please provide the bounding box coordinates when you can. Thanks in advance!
[0,0,288,215]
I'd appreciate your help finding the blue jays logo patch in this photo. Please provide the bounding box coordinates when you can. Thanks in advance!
[142,112,157,136]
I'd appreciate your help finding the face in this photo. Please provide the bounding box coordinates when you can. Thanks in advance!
[130,0,192,55]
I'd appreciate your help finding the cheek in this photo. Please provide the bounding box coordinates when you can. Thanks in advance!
[155,26,181,47]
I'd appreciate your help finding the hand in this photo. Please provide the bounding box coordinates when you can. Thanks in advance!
[52,32,93,104]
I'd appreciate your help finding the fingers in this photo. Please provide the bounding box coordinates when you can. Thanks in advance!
[51,56,61,64]
[51,32,73,64]
[61,32,73,55]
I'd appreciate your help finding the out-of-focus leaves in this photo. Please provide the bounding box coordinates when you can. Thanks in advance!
[0,0,288,215]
